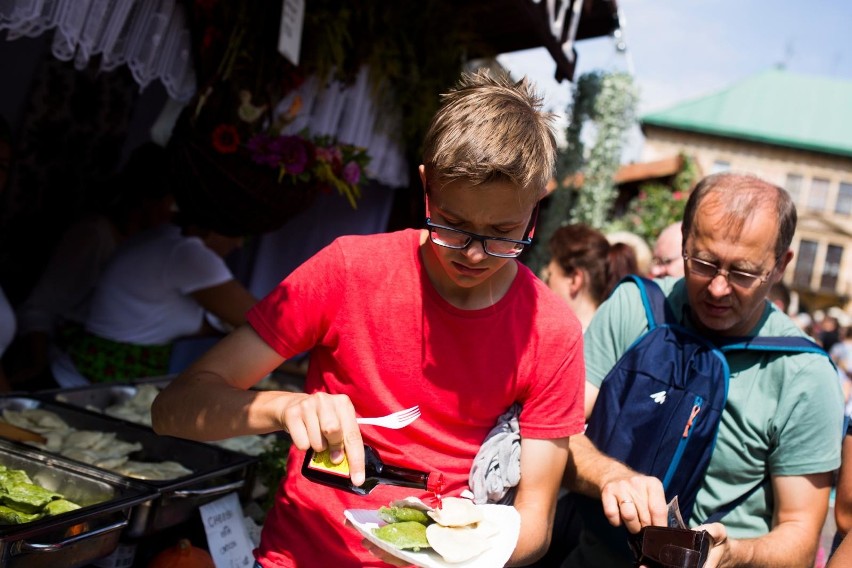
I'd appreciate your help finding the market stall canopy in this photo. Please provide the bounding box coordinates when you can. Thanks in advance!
[455,0,623,82]
[0,0,621,104]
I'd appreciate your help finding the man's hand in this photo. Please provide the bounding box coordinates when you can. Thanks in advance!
[695,522,727,568]
[565,434,668,533]
[599,472,669,534]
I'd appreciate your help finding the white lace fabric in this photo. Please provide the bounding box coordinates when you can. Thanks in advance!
[1,0,408,187]
[0,0,196,103]
[277,66,409,189]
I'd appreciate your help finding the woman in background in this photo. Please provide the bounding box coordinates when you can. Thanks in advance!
[54,210,257,385]
[544,223,638,331]
[12,142,175,389]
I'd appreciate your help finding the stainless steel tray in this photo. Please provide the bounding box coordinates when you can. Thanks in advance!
[47,372,303,420]
[53,384,145,422]
[0,396,256,537]
[0,440,156,568]
[46,382,282,459]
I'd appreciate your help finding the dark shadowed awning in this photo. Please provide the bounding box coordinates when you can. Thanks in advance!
[455,0,622,82]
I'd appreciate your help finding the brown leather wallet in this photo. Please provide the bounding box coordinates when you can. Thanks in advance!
[628,526,713,568]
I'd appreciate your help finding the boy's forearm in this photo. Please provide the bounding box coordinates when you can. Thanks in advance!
[151,370,289,440]
[507,437,570,566]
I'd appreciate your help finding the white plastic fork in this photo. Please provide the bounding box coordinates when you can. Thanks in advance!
[356,406,420,429]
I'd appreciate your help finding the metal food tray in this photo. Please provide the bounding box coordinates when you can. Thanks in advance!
[0,439,156,568]
[46,371,303,422]
[45,382,284,455]
[130,374,177,387]
[0,396,256,538]
[50,384,155,425]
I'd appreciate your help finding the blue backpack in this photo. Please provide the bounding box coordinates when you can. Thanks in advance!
[577,275,829,555]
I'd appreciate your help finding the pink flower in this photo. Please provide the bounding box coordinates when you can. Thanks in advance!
[274,135,310,175]
[246,134,311,174]
[673,191,683,200]
[342,161,361,185]
[247,134,281,167]
[316,145,342,164]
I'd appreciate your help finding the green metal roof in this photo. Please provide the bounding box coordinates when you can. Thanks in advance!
[640,68,852,158]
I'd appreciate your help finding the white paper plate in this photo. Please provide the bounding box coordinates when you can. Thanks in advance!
[344,504,520,568]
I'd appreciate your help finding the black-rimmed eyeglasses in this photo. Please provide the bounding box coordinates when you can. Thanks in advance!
[425,204,539,259]
[683,255,773,289]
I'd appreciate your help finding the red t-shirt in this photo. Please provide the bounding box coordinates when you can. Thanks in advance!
[248,229,584,567]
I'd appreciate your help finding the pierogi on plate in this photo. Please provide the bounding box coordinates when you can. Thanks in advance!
[347,496,517,566]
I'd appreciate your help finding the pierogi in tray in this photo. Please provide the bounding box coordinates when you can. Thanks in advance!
[1,408,192,481]
[345,496,520,567]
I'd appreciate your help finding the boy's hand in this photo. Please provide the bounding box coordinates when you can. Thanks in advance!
[342,518,414,567]
[361,539,414,567]
[280,391,366,485]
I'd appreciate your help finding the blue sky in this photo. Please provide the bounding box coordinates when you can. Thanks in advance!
[498,0,852,159]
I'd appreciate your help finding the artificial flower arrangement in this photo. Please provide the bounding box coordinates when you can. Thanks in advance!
[166,0,378,237]
[244,130,369,210]
[169,87,373,235]
[205,92,371,211]
[183,0,372,217]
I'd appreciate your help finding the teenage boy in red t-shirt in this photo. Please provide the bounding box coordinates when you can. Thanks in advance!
[153,70,586,567]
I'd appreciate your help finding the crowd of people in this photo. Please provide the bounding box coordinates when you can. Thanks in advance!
[152,70,852,568]
[2,69,852,568]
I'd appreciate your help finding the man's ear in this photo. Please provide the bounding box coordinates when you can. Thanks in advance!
[775,249,794,279]
[419,164,427,190]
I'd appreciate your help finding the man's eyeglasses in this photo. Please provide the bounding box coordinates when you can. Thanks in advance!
[425,203,539,259]
[683,255,773,289]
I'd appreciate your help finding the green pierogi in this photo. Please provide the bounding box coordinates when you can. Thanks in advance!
[372,521,430,551]
[0,465,83,524]
[378,506,432,525]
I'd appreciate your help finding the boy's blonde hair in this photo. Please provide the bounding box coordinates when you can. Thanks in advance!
[421,69,557,200]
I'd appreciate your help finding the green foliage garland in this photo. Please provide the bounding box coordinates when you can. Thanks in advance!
[571,71,638,228]
[526,71,637,274]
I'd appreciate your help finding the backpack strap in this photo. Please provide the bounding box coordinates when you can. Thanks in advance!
[619,275,676,330]
[718,336,836,370]
[718,335,827,355]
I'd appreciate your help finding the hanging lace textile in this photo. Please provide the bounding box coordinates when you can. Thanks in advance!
[275,66,409,189]
[1,1,409,190]
[0,0,196,103]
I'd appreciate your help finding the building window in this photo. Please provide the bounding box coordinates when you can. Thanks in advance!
[836,181,852,216]
[807,177,830,212]
[784,173,803,203]
[711,160,730,173]
[793,240,817,288]
[820,244,843,291]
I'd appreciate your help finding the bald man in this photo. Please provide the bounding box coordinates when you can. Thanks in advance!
[649,221,684,278]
